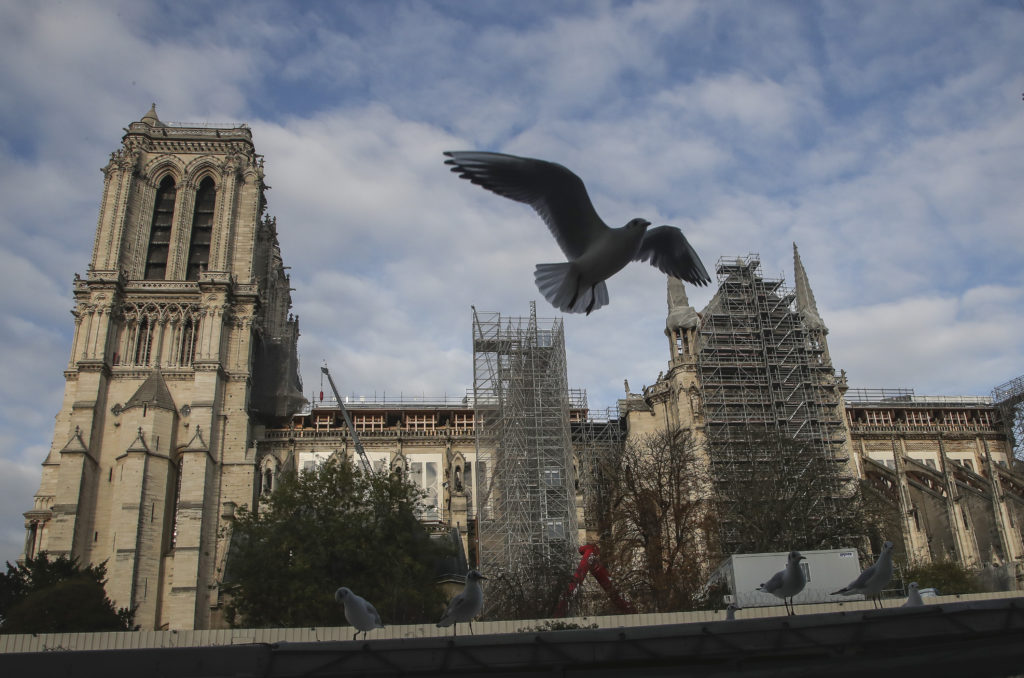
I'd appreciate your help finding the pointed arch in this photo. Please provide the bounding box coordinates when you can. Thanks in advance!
[186,176,216,280]
[145,175,176,280]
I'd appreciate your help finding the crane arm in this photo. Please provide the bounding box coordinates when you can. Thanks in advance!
[320,365,372,473]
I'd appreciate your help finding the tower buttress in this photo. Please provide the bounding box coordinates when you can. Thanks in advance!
[25,107,302,631]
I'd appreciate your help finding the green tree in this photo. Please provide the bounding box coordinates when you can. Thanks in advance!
[223,458,451,628]
[901,560,983,595]
[0,553,134,634]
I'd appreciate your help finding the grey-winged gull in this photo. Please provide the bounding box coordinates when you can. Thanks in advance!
[757,550,807,616]
[831,540,895,608]
[437,569,487,636]
[335,586,384,640]
[902,581,924,607]
[443,151,710,315]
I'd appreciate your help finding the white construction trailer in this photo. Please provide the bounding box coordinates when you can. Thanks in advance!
[710,548,866,608]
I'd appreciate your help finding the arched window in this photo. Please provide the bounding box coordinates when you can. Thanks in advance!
[178,316,198,366]
[169,456,183,550]
[145,176,176,280]
[133,316,154,366]
[186,177,215,281]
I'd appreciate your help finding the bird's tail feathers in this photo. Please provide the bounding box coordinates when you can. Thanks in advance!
[534,263,609,314]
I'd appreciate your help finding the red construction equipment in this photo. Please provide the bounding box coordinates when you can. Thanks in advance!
[554,544,636,617]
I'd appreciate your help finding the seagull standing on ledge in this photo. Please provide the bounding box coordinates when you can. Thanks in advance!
[757,550,807,616]
[831,541,895,608]
[902,581,924,607]
[443,151,711,315]
[437,569,487,636]
[335,587,384,640]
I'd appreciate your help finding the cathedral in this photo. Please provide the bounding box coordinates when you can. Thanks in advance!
[22,109,1024,630]
[22,107,301,630]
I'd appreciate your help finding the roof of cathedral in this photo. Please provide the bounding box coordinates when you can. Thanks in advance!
[793,243,825,330]
[126,368,177,412]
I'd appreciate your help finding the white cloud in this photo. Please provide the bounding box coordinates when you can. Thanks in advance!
[0,0,1021,569]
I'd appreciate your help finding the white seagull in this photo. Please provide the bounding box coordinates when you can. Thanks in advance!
[443,151,710,315]
[335,587,384,640]
[437,569,487,636]
[757,550,807,616]
[902,581,924,608]
[725,602,742,621]
[831,541,895,608]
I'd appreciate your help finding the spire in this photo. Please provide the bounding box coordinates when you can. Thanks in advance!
[126,427,150,453]
[666,276,699,331]
[59,425,89,455]
[125,368,177,412]
[793,243,825,330]
[140,103,165,127]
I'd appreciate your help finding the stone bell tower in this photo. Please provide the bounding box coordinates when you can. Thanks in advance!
[23,106,303,630]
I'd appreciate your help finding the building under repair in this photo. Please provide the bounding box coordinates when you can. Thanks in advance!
[696,254,853,553]
[627,247,1024,581]
[470,304,578,587]
[21,109,1024,631]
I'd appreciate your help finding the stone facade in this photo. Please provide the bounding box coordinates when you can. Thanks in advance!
[24,109,1023,631]
[624,249,1022,583]
[23,107,301,630]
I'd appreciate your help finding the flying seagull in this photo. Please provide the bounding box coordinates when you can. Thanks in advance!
[831,541,895,609]
[443,151,711,315]
[335,587,384,640]
[757,550,807,616]
[437,569,487,636]
[902,581,924,608]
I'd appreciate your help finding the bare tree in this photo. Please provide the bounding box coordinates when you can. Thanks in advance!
[596,427,718,613]
[482,544,578,621]
[712,427,867,554]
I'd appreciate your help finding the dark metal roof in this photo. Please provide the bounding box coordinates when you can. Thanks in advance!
[125,369,176,412]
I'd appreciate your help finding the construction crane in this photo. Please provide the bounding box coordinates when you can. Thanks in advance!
[320,364,372,473]
[554,544,636,617]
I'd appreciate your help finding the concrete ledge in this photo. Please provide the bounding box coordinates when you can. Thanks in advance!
[1,597,1023,677]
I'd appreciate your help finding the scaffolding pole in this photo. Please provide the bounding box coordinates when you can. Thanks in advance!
[993,374,1024,461]
[697,256,851,552]
[471,303,578,585]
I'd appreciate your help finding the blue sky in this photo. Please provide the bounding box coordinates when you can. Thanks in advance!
[0,0,1022,567]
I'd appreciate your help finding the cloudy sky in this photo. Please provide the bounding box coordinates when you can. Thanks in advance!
[0,0,1022,567]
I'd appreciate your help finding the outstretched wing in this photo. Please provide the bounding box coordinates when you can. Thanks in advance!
[444,151,608,259]
[634,225,711,286]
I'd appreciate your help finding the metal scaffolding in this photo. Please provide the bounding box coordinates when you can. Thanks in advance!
[471,303,578,582]
[696,256,850,551]
[993,374,1024,462]
[572,403,626,541]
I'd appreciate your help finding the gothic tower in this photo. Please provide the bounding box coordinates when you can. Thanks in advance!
[23,106,302,630]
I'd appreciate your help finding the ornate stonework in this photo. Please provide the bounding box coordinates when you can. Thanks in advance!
[24,107,301,630]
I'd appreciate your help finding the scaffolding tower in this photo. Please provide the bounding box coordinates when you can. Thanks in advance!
[696,256,851,551]
[571,399,626,540]
[472,303,578,582]
[993,374,1024,462]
